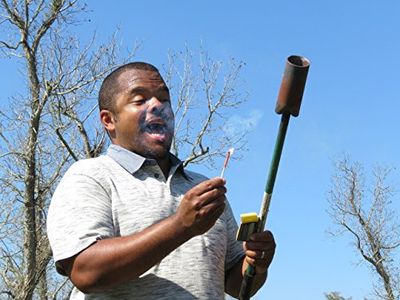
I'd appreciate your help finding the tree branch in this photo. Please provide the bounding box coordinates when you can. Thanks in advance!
[0,40,21,50]
[55,127,78,161]
[0,0,25,29]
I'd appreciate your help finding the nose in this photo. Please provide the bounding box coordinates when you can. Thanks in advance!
[148,96,164,114]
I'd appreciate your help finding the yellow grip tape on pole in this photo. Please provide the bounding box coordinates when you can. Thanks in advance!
[237,212,259,241]
[240,212,259,223]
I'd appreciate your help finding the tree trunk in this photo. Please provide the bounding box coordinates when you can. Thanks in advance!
[21,47,41,300]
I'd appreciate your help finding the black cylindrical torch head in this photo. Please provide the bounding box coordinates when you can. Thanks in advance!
[275,55,310,117]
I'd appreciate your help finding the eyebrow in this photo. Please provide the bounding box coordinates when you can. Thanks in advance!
[129,86,170,95]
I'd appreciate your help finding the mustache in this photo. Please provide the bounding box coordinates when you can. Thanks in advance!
[139,107,175,132]
[149,106,172,119]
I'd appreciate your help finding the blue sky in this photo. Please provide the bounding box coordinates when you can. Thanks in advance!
[2,0,400,299]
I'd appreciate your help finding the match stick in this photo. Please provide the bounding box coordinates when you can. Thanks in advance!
[220,148,234,178]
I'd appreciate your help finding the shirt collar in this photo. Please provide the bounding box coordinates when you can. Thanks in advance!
[107,144,146,174]
[106,144,191,180]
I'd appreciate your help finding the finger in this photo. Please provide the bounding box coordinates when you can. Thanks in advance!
[245,248,275,270]
[245,255,269,269]
[245,249,274,260]
[199,197,226,218]
[244,249,258,259]
[206,202,226,222]
[246,230,276,248]
[190,178,226,196]
[197,188,227,208]
[249,230,275,242]
[245,256,271,271]
[244,240,276,252]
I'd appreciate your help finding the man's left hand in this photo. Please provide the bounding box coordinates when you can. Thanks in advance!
[243,230,276,274]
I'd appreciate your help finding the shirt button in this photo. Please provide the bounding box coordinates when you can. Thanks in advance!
[154,173,159,178]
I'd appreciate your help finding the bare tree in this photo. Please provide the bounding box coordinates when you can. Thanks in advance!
[325,291,352,300]
[328,157,400,300]
[164,46,248,168]
[0,1,248,299]
[0,0,132,298]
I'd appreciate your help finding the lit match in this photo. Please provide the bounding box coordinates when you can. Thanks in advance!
[220,148,234,178]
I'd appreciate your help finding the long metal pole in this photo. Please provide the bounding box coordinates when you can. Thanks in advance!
[238,55,310,300]
[238,113,290,300]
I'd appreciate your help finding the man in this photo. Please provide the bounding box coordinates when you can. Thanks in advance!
[47,62,275,299]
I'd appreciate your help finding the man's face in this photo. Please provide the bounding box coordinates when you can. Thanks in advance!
[105,68,175,160]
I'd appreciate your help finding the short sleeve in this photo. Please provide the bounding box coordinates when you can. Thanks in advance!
[224,201,245,272]
[47,166,114,275]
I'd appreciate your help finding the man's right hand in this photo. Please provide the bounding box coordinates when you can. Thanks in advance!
[175,177,227,237]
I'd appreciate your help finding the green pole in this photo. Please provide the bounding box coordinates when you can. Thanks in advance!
[238,114,290,300]
[238,55,310,300]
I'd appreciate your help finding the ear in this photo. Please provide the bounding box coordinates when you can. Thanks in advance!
[100,110,116,137]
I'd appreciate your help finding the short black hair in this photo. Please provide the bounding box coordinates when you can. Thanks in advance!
[98,62,160,113]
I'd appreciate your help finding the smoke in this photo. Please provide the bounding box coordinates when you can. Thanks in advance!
[223,110,264,137]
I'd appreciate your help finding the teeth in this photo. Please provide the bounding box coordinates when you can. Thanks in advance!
[146,123,165,134]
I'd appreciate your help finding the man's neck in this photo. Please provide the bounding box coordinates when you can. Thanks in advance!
[157,157,171,178]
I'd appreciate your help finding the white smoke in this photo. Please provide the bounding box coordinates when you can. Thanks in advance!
[223,110,264,137]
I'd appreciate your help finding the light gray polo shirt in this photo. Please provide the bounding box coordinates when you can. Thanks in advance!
[47,144,244,299]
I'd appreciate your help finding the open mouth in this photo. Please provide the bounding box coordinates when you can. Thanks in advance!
[145,123,166,135]
[142,121,171,143]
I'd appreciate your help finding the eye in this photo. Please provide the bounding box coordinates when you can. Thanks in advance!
[131,98,147,105]
[157,90,170,103]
